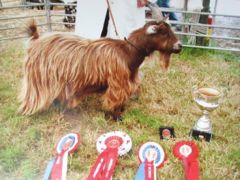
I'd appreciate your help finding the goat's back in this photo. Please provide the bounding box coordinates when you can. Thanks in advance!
[26,33,131,84]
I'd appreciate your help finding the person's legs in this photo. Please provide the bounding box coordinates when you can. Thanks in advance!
[169,12,178,21]
[157,0,178,21]
[101,9,109,37]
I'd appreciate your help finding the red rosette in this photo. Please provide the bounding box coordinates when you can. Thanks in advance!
[96,131,132,156]
[173,141,198,162]
[88,131,132,180]
[173,141,199,180]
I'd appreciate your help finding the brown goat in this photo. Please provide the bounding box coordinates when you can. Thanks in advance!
[19,20,182,120]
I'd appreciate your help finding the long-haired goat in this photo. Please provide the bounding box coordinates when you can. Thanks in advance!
[19,19,182,120]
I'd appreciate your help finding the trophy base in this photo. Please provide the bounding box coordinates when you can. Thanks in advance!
[190,129,213,142]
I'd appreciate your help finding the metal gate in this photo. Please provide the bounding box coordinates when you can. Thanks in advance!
[0,0,240,52]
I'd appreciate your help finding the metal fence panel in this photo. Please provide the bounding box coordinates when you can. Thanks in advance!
[0,0,239,52]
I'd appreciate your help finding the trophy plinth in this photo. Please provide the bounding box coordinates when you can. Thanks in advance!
[191,87,221,141]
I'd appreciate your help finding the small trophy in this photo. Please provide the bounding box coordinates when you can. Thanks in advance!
[191,86,221,141]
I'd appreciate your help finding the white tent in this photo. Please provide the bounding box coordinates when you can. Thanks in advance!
[75,0,156,39]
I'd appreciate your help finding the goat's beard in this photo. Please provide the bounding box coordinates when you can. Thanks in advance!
[159,52,171,72]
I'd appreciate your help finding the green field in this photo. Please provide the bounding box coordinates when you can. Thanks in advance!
[0,42,239,180]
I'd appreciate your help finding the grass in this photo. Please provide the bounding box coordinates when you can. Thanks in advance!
[0,41,239,180]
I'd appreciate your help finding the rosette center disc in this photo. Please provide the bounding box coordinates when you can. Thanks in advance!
[105,136,123,149]
[179,144,192,157]
[138,142,166,167]
[96,131,132,156]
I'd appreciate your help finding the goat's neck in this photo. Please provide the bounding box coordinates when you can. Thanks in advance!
[126,38,153,72]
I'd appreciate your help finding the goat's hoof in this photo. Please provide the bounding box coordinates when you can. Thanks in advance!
[104,112,111,120]
[104,112,123,122]
[115,116,123,122]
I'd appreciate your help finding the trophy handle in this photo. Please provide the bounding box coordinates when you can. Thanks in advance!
[192,85,199,98]
[192,85,198,91]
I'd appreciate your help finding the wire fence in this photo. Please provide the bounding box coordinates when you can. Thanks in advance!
[0,0,240,52]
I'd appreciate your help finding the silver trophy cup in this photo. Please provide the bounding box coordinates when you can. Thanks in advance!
[191,86,221,141]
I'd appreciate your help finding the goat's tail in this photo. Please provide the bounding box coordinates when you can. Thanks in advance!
[18,66,59,115]
[26,19,39,40]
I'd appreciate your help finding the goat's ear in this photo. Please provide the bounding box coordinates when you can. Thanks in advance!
[146,25,158,34]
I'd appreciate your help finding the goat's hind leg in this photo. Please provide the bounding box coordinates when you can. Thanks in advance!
[66,86,105,109]
[66,93,83,109]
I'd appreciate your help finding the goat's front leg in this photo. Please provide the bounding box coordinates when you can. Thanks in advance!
[159,52,171,72]
[105,106,125,121]
[130,70,143,100]
[103,83,132,121]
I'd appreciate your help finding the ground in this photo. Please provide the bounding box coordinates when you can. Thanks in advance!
[0,41,239,180]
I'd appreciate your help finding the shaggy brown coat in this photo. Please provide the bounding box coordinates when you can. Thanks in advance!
[19,20,182,120]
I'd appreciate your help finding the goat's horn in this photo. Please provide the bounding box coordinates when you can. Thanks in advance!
[147,2,164,22]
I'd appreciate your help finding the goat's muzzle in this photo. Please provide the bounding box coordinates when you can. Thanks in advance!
[172,41,182,53]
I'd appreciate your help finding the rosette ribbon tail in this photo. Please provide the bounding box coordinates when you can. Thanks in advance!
[183,159,189,180]
[87,148,118,180]
[102,148,119,180]
[145,160,156,180]
[135,160,156,180]
[135,163,145,180]
[187,160,199,180]
[51,150,69,180]
[87,150,108,180]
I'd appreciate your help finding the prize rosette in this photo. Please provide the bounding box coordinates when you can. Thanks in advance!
[43,133,80,180]
[135,142,166,180]
[173,141,199,180]
[96,131,132,156]
[88,131,132,180]
[55,133,81,155]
